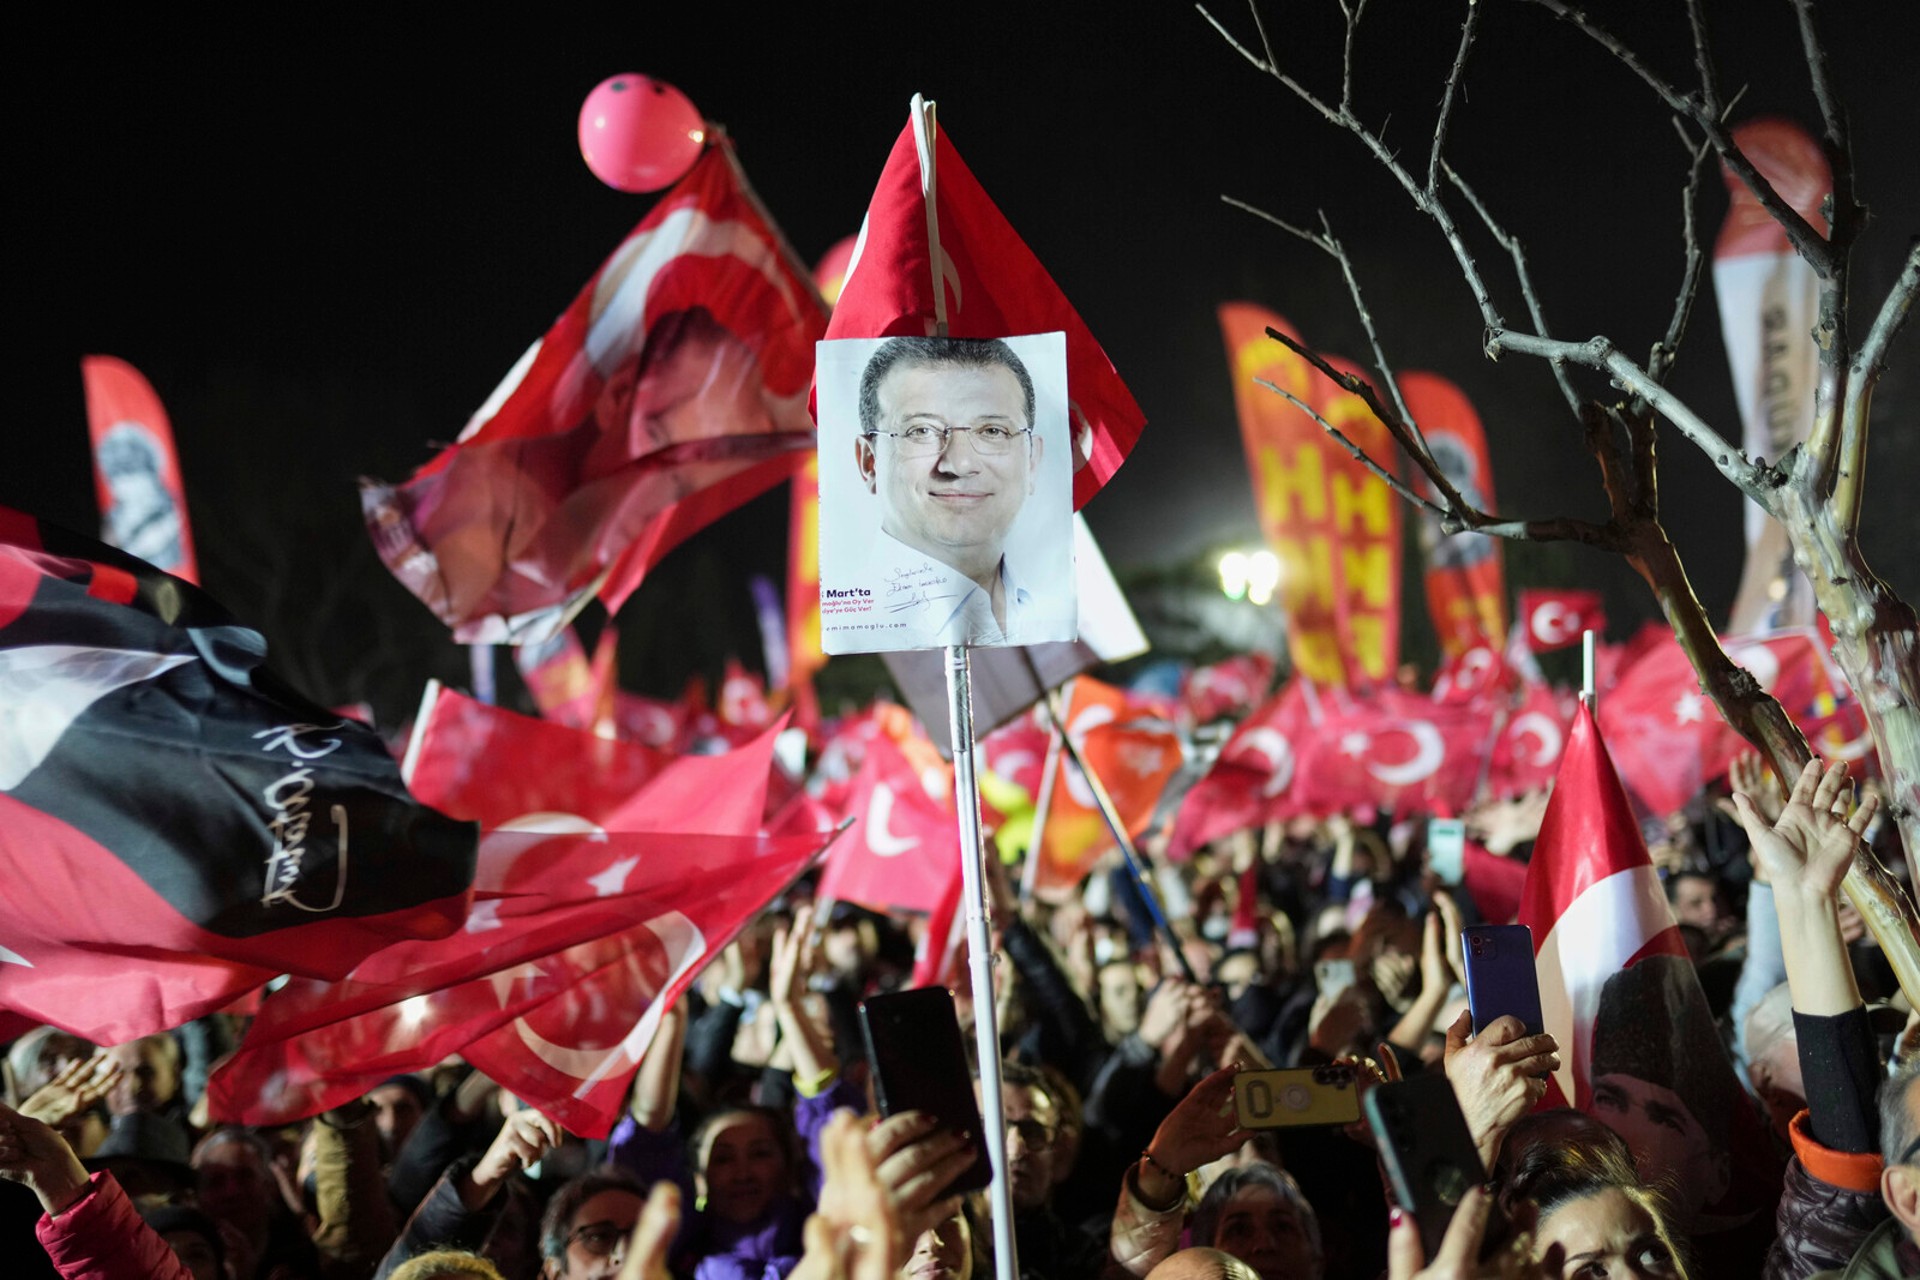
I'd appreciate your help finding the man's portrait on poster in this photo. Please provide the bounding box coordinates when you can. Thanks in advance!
[817,332,1074,654]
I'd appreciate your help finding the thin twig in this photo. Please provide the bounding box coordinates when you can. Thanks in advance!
[1246,0,1278,81]
[1252,376,1446,518]
[1445,162,1581,415]
[1486,330,1776,507]
[1523,0,1834,274]
[1318,211,1421,457]
[1684,0,1724,120]
[1643,128,1715,393]
[1428,0,1484,196]
[1220,194,1332,250]
[1340,0,1371,114]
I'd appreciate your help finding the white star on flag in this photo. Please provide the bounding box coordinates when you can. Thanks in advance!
[587,856,641,898]
[1672,692,1708,725]
[465,901,504,934]
[1340,731,1371,758]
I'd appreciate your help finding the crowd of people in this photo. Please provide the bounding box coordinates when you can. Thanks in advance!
[3,749,1917,1280]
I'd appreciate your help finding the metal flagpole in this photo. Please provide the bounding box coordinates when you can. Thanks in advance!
[948,646,1020,1280]
[1038,691,1200,984]
[914,90,1018,1280]
[1581,629,1598,712]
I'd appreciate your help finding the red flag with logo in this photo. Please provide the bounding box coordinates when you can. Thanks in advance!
[0,511,474,1045]
[824,105,1144,508]
[1402,371,1505,658]
[210,691,817,1136]
[362,141,827,643]
[1519,702,1777,1245]
[1169,680,1321,856]
[1518,590,1605,653]
[817,735,960,916]
[81,356,199,585]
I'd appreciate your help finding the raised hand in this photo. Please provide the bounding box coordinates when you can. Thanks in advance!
[461,1107,563,1211]
[792,1109,905,1280]
[1387,1184,1546,1279]
[1443,1013,1558,1168]
[1734,759,1878,904]
[1138,1063,1244,1204]
[864,1110,976,1243]
[18,1054,120,1131]
[615,1182,682,1280]
[1729,752,1784,825]
[0,1100,92,1215]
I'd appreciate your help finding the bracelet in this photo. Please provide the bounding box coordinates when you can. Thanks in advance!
[1139,1148,1181,1183]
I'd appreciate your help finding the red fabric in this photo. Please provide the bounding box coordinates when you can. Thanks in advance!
[1430,643,1508,707]
[211,695,816,1137]
[1182,653,1276,726]
[1032,678,1174,898]
[824,112,1144,509]
[1487,681,1575,798]
[1295,690,1492,816]
[1715,119,1830,259]
[817,735,960,916]
[362,142,826,642]
[1460,840,1528,925]
[37,1172,197,1280]
[1169,679,1320,856]
[982,720,1050,800]
[1518,589,1605,653]
[1402,371,1505,658]
[81,356,198,585]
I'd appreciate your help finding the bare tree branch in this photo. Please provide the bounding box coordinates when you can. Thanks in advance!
[1486,330,1779,507]
[1523,0,1835,275]
[1789,0,1850,180]
[1444,162,1582,415]
[1428,0,1483,196]
[1643,127,1715,393]
[1683,0,1724,120]
[1252,376,1444,518]
[1245,0,1278,80]
[1834,240,1920,526]
[1339,0,1372,115]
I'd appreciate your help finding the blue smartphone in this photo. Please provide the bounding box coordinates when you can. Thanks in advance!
[1461,923,1544,1038]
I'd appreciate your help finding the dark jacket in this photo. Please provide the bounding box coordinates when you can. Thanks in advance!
[1764,1109,1895,1280]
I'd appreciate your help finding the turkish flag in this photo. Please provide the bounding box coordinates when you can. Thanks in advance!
[825,103,1144,509]
[82,356,198,584]
[0,510,475,1044]
[718,658,772,731]
[1519,703,1777,1241]
[1168,680,1321,856]
[1430,642,1509,707]
[362,141,827,643]
[1487,681,1574,798]
[1518,590,1606,653]
[212,694,815,1136]
[1182,653,1276,726]
[817,735,960,916]
[982,720,1051,801]
[1297,691,1492,816]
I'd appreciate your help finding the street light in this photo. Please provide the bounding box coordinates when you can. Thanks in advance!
[1218,548,1281,605]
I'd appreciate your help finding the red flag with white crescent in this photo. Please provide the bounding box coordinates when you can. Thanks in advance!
[81,356,199,584]
[209,691,820,1137]
[1487,680,1574,797]
[824,105,1144,508]
[1297,691,1491,816]
[817,735,959,916]
[362,140,827,643]
[1518,589,1606,653]
[1182,653,1277,726]
[1168,680,1321,857]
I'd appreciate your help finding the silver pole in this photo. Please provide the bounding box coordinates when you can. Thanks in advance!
[1581,629,1597,712]
[945,644,1019,1280]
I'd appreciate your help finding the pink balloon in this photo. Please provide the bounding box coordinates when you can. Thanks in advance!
[577,74,705,193]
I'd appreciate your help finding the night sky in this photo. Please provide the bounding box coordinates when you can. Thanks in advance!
[14,2,1918,717]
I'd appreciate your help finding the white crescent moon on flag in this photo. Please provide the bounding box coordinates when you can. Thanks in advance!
[1241,728,1296,799]
[513,911,710,1089]
[479,813,607,890]
[1510,712,1564,768]
[1530,602,1578,648]
[865,784,920,857]
[992,750,1037,785]
[1367,721,1446,786]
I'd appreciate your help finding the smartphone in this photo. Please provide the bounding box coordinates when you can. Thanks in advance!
[858,987,993,1196]
[1313,958,1357,999]
[1365,1074,1487,1261]
[1427,818,1466,886]
[1461,924,1544,1038]
[1234,1064,1361,1129]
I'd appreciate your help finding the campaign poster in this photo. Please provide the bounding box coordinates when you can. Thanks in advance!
[817,332,1075,653]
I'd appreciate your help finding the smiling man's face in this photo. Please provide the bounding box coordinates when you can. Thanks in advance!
[857,359,1039,584]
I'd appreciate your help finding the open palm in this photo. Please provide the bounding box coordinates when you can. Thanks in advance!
[1734,759,1877,900]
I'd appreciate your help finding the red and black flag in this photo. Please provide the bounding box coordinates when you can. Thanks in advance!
[0,508,476,1044]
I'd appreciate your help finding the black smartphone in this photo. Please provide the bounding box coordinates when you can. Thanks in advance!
[857,987,993,1196]
[1461,923,1545,1038]
[1364,1074,1488,1260]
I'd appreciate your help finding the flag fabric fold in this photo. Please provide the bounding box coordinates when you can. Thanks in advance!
[825,107,1144,509]
[0,510,476,1044]
[82,356,198,584]
[363,141,827,644]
